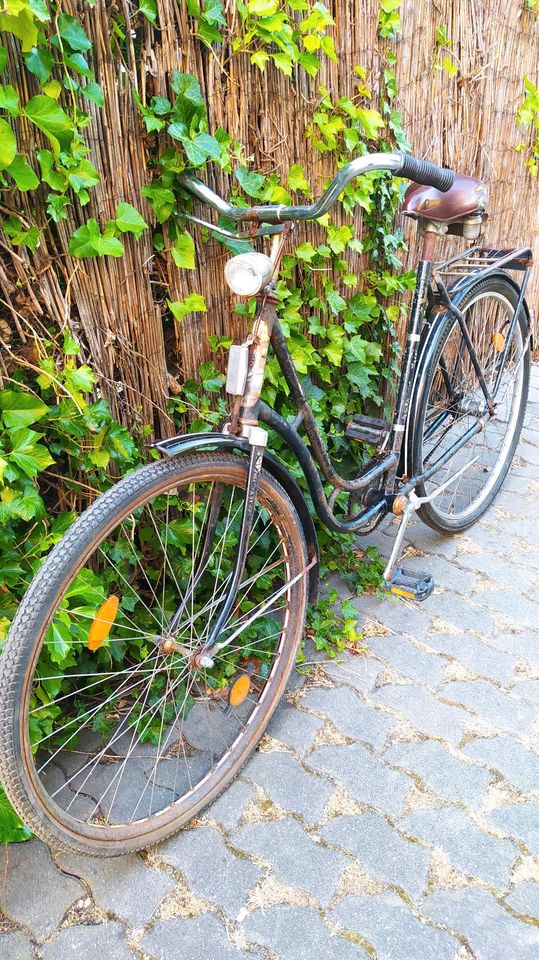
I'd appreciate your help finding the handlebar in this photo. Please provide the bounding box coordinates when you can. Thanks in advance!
[178,151,455,226]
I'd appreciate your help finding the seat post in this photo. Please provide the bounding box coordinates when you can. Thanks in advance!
[420,224,441,262]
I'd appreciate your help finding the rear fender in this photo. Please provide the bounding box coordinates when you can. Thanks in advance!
[154,432,319,601]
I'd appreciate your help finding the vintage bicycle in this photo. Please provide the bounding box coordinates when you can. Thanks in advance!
[0,151,532,854]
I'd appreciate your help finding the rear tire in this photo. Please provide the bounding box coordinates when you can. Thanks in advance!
[410,275,529,533]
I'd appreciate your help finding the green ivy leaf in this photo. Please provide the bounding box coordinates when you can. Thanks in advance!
[139,0,157,22]
[64,51,93,78]
[37,149,67,190]
[235,166,265,198]
[170,231,195,269]
[28,0,50,22]
[114,201,148,239]
[0,45,6,74]
[199,360,225,392]
[82,81,104,107]
[67,158,101,193]
[0,83,19,117]
[69,219,124,258]
[57,13,92,53]
[167,294,207,321]
[0,788,32,844]
[182,132,222,166]
[140,182,176,223]
[47,193,71,222]
[0,9,39,51]
[9,428,54,478]
[0,390,49,429]
[6,154,40,191]
[0,118,16,170]
[64,364,96,393]
[287,164,310,194]
[23,95,74,156]
[24,46,54,83]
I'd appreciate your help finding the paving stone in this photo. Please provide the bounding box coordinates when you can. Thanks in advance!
[319,812,430,898]
[243,750,334,824]
[490,632,539,668]
[462,735,539,793]
[321,652,381,694]
[422,887,539,960]
[0,841,85,941]
[441,680,536,737]
[400,806,518,889]
[426,633,517,685]
[402,552,478,595]
[241,905,368,960]
[331,892,458,960]
[371,683,468,744]
[511,679,539,702]
[307,743,412,818]
[471,589,539,630]
[157,825,262,917]
[41,923,136,960]
[365,635,446,687]
[515,441,539,466]
[56,851,174,927]
[301,686,394,750]
[351,592,433,639]
[232,817,349,907]
[425,593,496,636]
[141,915,254,959]
[384,740,492,805]
[506,882,539,919]
[456,551,530,592]
[488,803,539,858]
[267,702,323,755]
[0,931,34,960]
[206,780,257,832]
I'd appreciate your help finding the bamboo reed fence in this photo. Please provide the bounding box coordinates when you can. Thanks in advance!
[0,1,537,436]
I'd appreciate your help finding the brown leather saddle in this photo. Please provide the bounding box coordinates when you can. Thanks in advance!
[402,174,488,237]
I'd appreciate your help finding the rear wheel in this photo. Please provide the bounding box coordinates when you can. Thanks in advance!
[0,453,308,855]
[410,276,529,532]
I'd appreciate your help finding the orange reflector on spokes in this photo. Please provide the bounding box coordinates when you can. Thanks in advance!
[493,331,505,353]
[228,673,252,708]
[88,594,120,651]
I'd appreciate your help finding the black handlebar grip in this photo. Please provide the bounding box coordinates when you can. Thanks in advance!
[397,153,455,193]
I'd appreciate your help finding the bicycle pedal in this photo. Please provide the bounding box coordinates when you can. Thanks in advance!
[385,566,434,602]
[346,414,389,446]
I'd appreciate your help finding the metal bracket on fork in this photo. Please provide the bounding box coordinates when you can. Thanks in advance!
[383,456,478,583]
[190,427,268,669]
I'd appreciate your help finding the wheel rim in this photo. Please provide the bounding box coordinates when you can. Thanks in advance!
[420,292,525,521]
[20,463,303,839]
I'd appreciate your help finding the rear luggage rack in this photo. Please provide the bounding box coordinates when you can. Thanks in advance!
[435,247,533,290]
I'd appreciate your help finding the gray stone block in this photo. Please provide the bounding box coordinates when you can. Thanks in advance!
[319,812,430,898]
[365,635,446,687]
[243,750,334,824]
[268,702,323,754]
[320,653,381,694]
[41,923,136,960]
[462,735,539,793]
[427,633,517,685]
[384,739,492,805]
[307,743,412,818]
[331,892,458,960]
[511,679,539,703]
[424,593,496,636]
[232,817,348,907]
[141,916,254,959]
[301,686,394,750]
[157,825,262,917]
[422,886,539,960]
[57,851,174,927]
[506,882,539,920]
[0,931,34,960]
[205,780,256,832]
[350,592,433,639]
[471,589,539,630]
[0,841,84,941]
[441,680,536,737]
[488,803,539,859]
[371,684,467,744]
[400,806,518,889]
[241,905,368,959]
[490,632,539,668]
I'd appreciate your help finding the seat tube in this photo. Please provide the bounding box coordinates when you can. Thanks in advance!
[386,229,438,489]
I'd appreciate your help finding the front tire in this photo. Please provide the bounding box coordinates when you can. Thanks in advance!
[0,453,308,855]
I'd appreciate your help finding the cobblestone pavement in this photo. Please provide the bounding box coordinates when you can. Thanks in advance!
[1,369,539,959]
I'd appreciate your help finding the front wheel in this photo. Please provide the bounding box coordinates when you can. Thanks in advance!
[409,275,530,533]
[0,452,308,855]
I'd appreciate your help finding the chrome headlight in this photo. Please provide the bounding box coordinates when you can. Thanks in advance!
[224,252,274,296]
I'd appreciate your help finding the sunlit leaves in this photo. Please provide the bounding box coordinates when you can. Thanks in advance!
[168,293,207,321]
[0,117,16,169]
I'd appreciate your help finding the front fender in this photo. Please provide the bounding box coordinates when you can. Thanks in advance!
[153,432,319,601]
